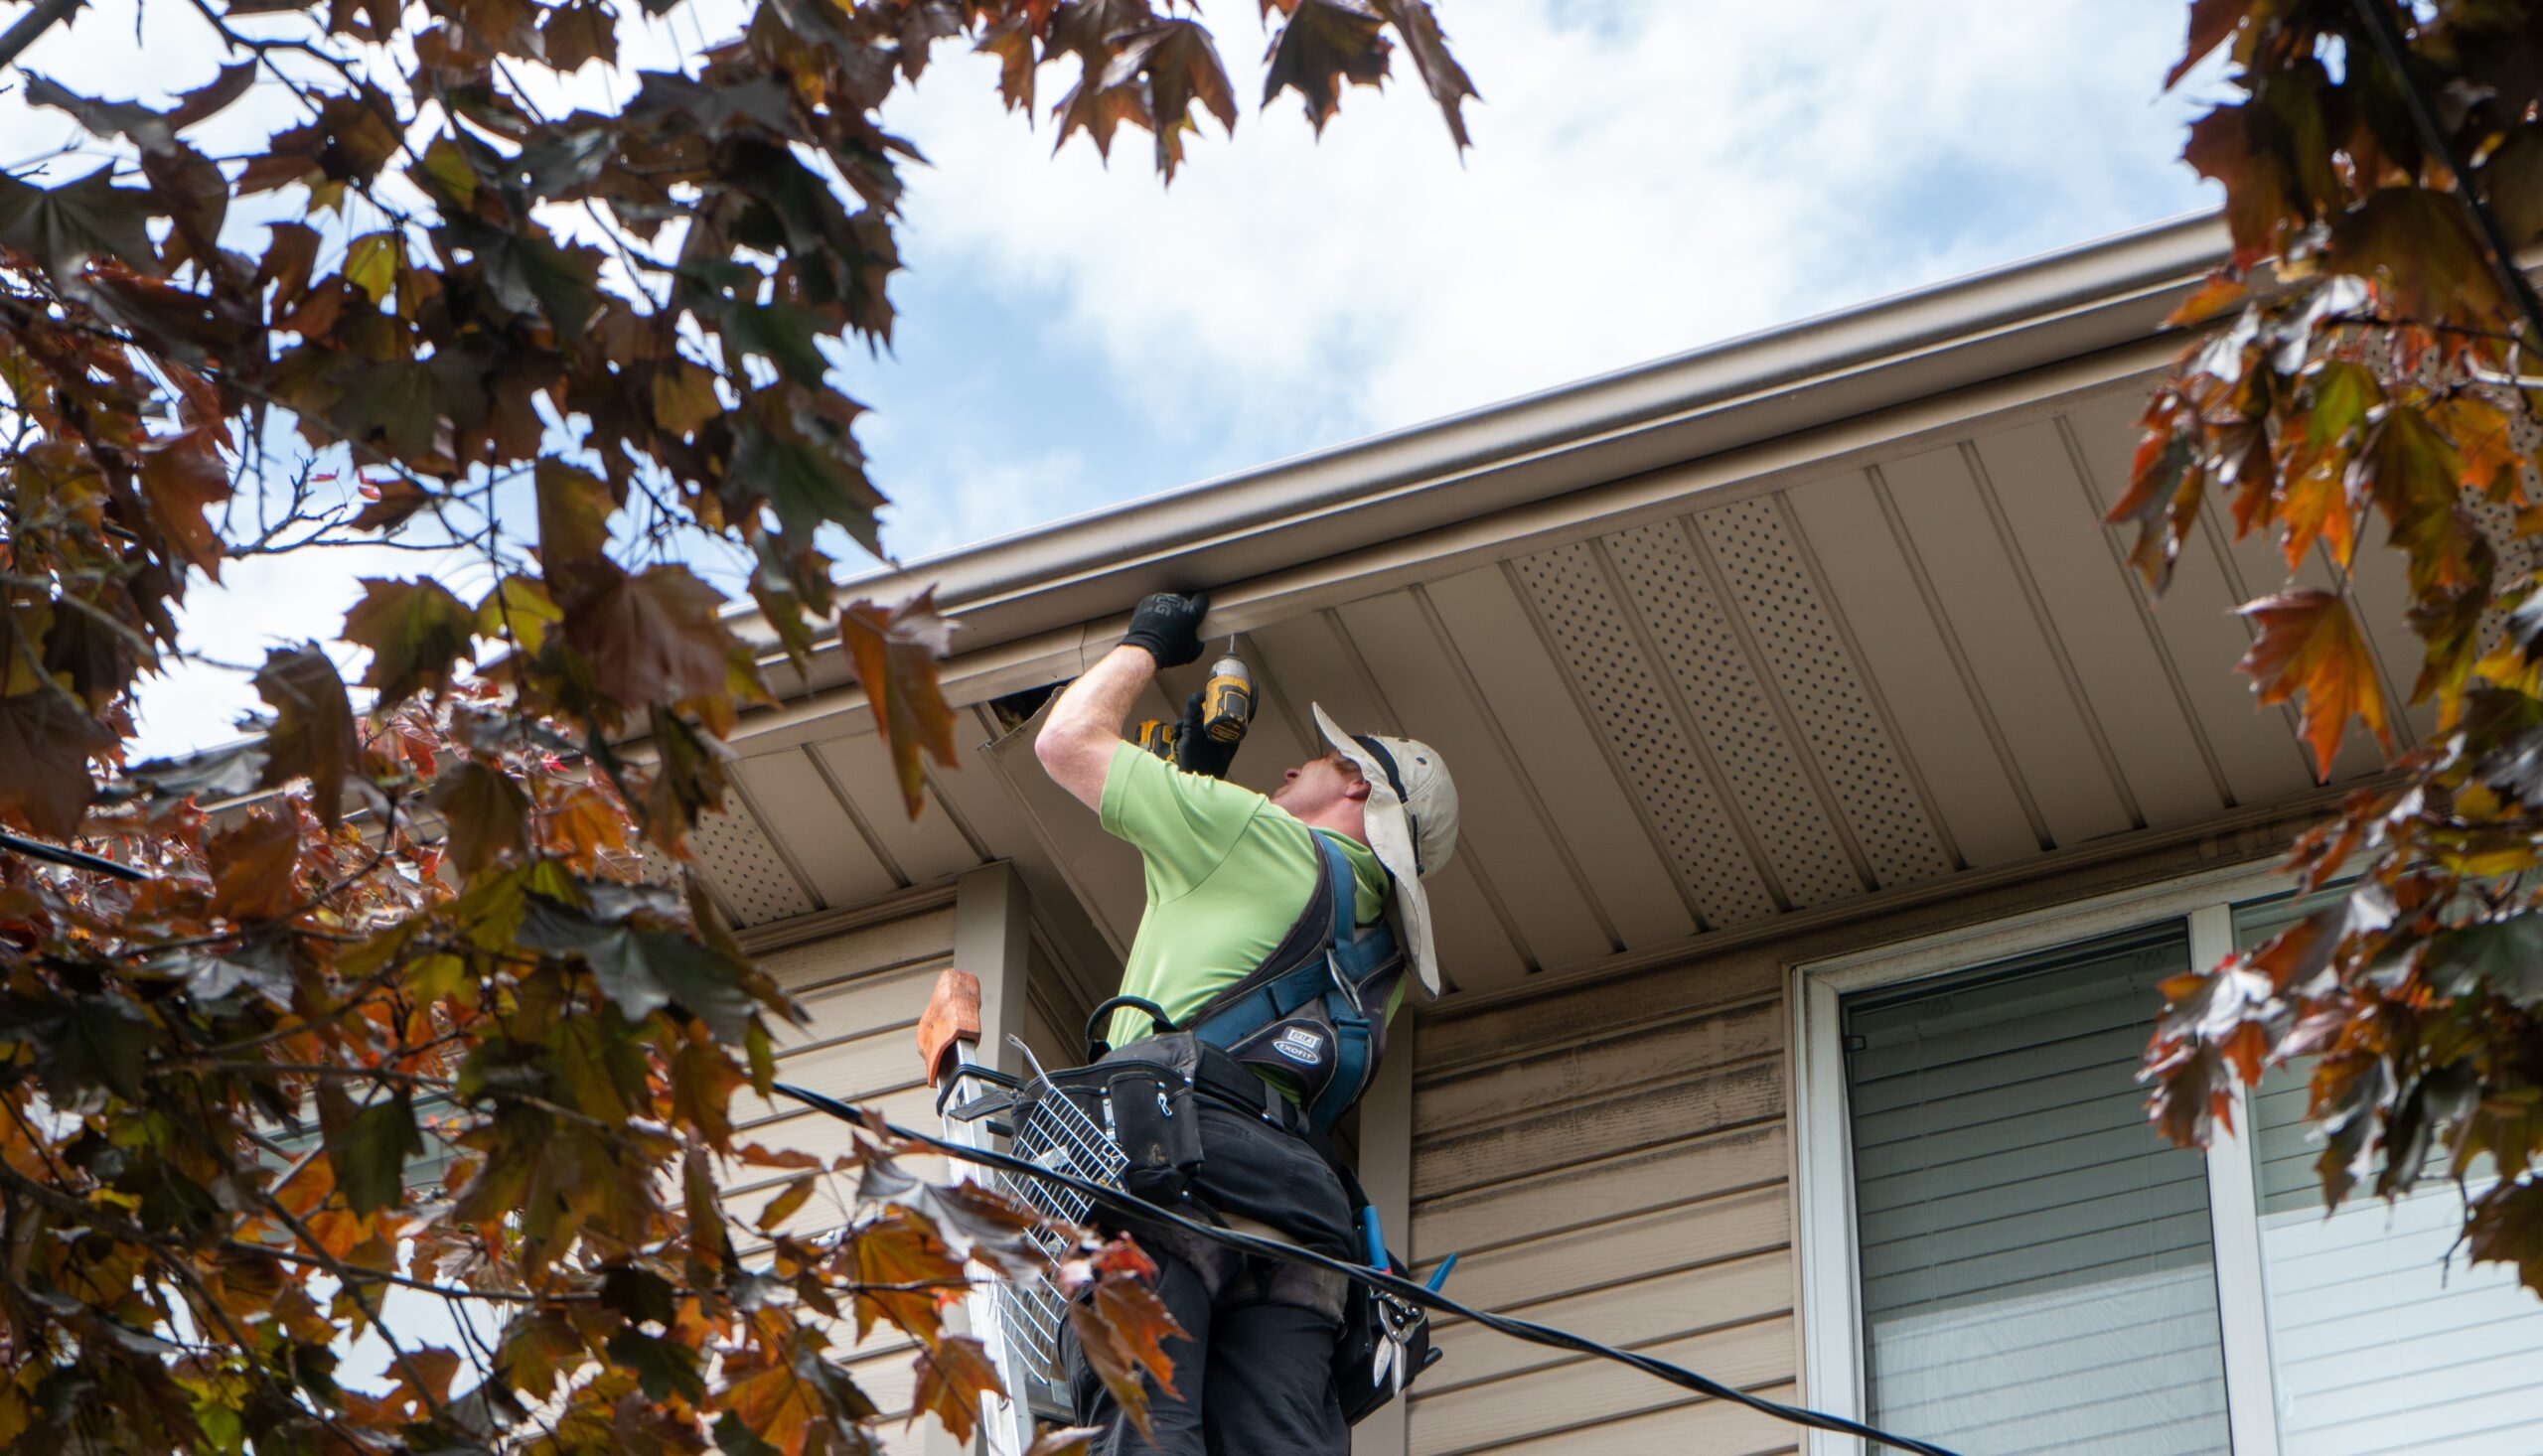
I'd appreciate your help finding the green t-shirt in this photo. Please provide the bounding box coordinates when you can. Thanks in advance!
[1098,742,1397,1057]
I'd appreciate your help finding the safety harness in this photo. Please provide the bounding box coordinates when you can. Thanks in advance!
[1187,831,1402,1134]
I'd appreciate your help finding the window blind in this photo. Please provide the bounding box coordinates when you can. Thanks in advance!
[1845,931,2232,1456]
[2233,902,2543,1455]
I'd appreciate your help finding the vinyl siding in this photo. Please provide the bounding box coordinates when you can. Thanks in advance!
[732,899,959,1448]
[1407,950,1799,1455]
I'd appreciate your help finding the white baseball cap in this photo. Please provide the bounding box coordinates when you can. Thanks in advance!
[1311,703,1459,997]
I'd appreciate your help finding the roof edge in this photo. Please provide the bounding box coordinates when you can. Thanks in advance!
[747,213,2227,714]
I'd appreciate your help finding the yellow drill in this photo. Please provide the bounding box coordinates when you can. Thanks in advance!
[1135,645,1255,772]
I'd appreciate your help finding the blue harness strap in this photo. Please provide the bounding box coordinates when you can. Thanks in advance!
[1186,834,1404,1135]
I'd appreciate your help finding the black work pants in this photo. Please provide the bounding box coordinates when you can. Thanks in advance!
[1063,1242,1348,1456]
[1062,1096,1355,1456]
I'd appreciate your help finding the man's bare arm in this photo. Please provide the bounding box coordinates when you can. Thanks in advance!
[1034,645,1159,810]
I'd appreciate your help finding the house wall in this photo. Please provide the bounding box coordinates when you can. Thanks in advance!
[1401,804,2324,1455]
[721,866,1091,1445]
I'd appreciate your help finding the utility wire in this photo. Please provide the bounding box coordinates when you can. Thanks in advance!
[775,1082,1964,1456]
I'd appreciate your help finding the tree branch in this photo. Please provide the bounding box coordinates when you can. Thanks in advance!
[0,0,82,75]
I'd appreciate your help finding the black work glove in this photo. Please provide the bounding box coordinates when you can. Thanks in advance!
[1173,689,1239,780]
[1122,591,1210,667]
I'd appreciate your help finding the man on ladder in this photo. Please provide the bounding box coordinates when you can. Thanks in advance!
[1023,590,1459,1456]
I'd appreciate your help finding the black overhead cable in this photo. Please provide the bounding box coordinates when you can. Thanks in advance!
[774,1082,1966,1456]
[0,827,148,881]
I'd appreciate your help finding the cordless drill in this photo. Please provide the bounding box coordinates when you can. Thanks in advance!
[1135,646,1255,775]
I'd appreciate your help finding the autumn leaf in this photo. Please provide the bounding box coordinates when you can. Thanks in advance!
[0,691,112,837]
[2329,186,2500,323]
[2168,0,2255,88]
[2428,395,2519,499]
[253,645,361,825]
[516,891,764,1041]
[563,565,739,712]
[476,574,564,657]
[207,811,302,921]
[426,760,530,878]
[1372,0,1478,148]
[136,428,233,579]
[910,1336,1005,1445]
[756,1173,821,1232]
[2237,588,2391,782]
[539,0,618,71]
[2467,1179,2543,1293]
[839,590,959,818]
[0,166,164,277]
[2165,270,2248,327]
[1263,0,1391,135]
[2105,395,2203,591]
[334,1090,426,1215]
[343,577,479,705]
[847,1207,964,1346]
[1068,1274,1186,1436]
[2353,404,2488,599]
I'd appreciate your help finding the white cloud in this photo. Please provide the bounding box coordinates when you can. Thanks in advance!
[3,1,2215,754]
[879,0,2211,445]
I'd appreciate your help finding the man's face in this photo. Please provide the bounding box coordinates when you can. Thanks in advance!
[1269,748,1366,817]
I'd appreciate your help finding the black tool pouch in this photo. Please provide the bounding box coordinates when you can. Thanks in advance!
[1334,1276,1436,1425]
[1326,1163,1440,1424]
[1091,1035,1206,1206]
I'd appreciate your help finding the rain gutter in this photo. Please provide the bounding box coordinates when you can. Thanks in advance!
[739,212,2231,735]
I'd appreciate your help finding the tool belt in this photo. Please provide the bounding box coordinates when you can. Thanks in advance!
[1069,1024,1437,1424]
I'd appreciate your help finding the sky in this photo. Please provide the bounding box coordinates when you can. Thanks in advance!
[0,0,2223,756]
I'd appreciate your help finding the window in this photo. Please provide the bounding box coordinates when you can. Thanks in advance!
[2230,901,2543,1455]
[1796,880,2543,1456]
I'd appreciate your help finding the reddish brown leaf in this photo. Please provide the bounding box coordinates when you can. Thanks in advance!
[910,1336,1005,1445]
[208,811,301,921]
[343,577,478,705]
[2428,395,2520,500]
[838,590,958,819]
[533,458,618,605]
[1025,1429,1103,1456]
[2237,588,2392,782]
[2277,452,2357,571]
[2330,187,2502,324]
[253,645,361,825]
[1371,0,1477,148]
[425,759,529,878]
[2164,270,2248,327]
[1263,0,1391,135]
[979,15,1038,113]
[2169,0,2255,88]
[2105,394,2203,591]
[1067,1273,1186,1436]
[562,565,735,712]
[2466,1174,2543,1296]
[848,1208,963,1346]
[2483,122,2543,246]
[0,691,113,837]
[2354,405,2488,598]
[756,1172,821,1232]
[538,0,617,71]
[136,428,232,580]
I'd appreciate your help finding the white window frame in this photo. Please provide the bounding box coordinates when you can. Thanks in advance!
[1789,862,2287,1456]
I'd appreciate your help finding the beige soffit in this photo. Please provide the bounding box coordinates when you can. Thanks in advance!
[728,213,2230,738]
